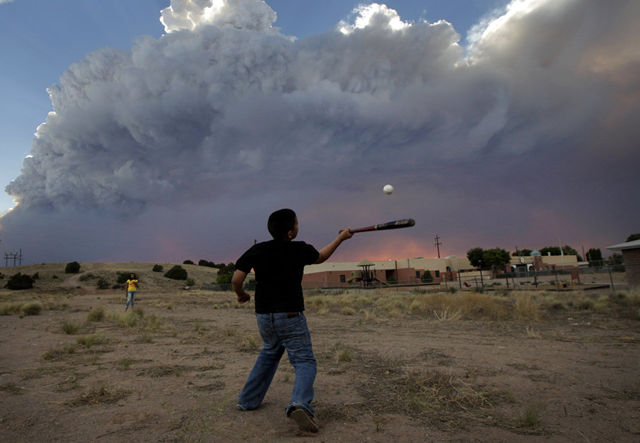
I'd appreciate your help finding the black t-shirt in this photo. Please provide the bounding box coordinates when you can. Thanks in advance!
[235,240,319,314]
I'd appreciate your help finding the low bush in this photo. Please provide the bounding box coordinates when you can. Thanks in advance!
[65,262,81,274]
[62,319,82,335]
[165,265,188,280]
[152,264,164,272]
[96,278,110,290]
[87,307,105,322]
[117,272,131,284]
[21,301,43,316]
[7,273,35,290]
[78,273,96,282]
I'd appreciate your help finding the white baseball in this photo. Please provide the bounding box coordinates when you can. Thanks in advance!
[383,184,394,195]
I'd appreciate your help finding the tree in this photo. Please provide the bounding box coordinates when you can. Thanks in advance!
[215,272,233,285]
[183,260,194,265]
[562,245,582,261]
[198,259,217,268]
[607,253,624,265]
[467,248,484,267]
[152,264,164,272]
[215,262,236,285]
[626,233,640,242]
[421,270,433,283]
[512,249,532,257]
[539,246,561,256]
[586,248,603,264]
[482,248,511,272]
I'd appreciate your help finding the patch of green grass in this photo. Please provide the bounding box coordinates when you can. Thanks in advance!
[76,333,105,349]
[141,333,153,343]
[238,336,258,352]
[518,401,545,427]
[117,358,132,370]
[87,306,105,322]
[42,344,77,361]
[61,319,82,335]
[20,301,44,316]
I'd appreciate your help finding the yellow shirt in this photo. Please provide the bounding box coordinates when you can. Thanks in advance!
[126,279,138,292]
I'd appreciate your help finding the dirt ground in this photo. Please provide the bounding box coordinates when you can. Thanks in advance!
[1,263,639,443]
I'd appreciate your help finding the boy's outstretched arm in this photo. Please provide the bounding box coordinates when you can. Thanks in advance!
[232,270,251,304]
[315,228,353,264]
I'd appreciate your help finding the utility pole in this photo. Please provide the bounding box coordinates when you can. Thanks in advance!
[5,252,18,267]
[434,235,442,259]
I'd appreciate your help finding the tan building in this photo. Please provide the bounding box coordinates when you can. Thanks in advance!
[302,254,579,288]
[607,239,640,289]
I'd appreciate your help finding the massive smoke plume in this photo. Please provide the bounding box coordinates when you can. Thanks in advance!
[2,0,639,263]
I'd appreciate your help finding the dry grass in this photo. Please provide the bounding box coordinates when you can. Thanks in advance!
[355,353,503,428]
[0,301,45,317]
[512,293,543,322]
[518,400,545,427]
[61,319,83,334]
[76,333,106,349]
[66,385,128,406]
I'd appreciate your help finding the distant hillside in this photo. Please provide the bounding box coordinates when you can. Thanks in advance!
[0,262,223,293]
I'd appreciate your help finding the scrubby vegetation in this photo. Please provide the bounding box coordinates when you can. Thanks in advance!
[164,265,188,280]
[6,273,35,290]
[65,262,81,274]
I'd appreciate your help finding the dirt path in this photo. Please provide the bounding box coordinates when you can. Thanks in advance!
[1,288,639,443]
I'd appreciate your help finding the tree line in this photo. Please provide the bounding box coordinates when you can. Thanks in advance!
[467,232,639,271]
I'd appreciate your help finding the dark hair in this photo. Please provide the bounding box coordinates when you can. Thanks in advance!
[130,273,137,279]
[268,209,296,240]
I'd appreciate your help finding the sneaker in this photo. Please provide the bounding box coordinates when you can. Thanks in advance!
[235,404,248,411]
[290,408,319,433]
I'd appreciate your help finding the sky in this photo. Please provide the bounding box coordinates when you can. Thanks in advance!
[0,0,639,266]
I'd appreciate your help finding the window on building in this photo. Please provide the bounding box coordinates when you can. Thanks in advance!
[435,270,440,278]
[416,271,421,278]
[339,275,346,283]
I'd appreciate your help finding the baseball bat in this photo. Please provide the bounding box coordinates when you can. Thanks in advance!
[340,218,415,234]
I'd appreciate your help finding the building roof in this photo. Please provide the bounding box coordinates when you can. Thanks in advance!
[607,239,640,251]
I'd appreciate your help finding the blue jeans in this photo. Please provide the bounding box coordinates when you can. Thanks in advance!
[126,291,136,308]
[237,312,317,417]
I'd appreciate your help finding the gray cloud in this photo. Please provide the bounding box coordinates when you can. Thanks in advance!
[2,0,639,263]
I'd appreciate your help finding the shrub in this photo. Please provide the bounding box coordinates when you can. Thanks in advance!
[164,265,188,280]
[78,273,96,282]
[32,272,39,280]
[152,264,164,272]
[77,334,105,349]
[421,270,434,283]
[96,278,110,290]
[186,278,195,286]
[7,273,35,290]
[62,319,82,334]
[21,301,43,316]
[117,272,131,284]
[0,302,24,315]
[183,260,194,265]
[65,262,81,274]
[87,307,105,322]
[215,272,232,285]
